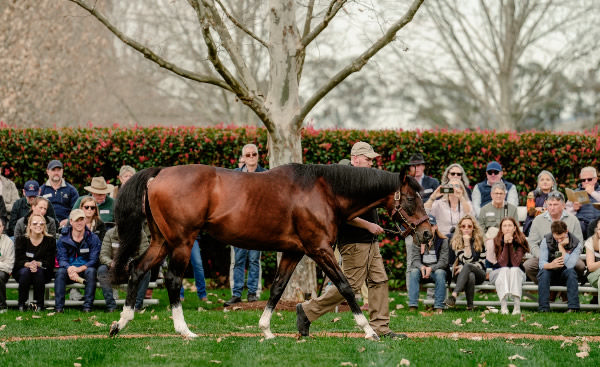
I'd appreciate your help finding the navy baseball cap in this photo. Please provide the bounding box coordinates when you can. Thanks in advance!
[428,214,437,226]
[486,161,502,172]
[47,160,63,170]
[23,180,40,197]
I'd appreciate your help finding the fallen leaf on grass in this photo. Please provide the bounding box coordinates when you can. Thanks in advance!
[419,311,433,317]
[508,354,526,360]
[529,322,542,328]
[508,365,517,367]
[232,306,242,311]
[486,306,498,313]
[47,312,55,316]
[93,321,105,327]
[0,342,8,353]
[197,307,206,312]
[459,349,473,354]
[15,316,22,321]
[209,360,222,364]
[145,345,151,350]
[0,325,5,331]
[89,315,97,320]
[395,304,404,309]
[481,318,489,324]
[74,363,81,367]
[331,317,341,323]
[340,362,356,366]
[31,315,42,319]
[452,318,463,326]
[297,339,306,343]
[216,337,222,343]
[138,308,146,314]
[151,354,167,357]
[399,358,410,366]
[466,317,473,323]
[548,325,559,330]
[276,312,283,317]
[358,347,366,353]
[72,318,81,323]
[576,352,589,358]
[470,336,482,341]
[450,333,460,340]
[151,315,159,320]
[510,324,517,328]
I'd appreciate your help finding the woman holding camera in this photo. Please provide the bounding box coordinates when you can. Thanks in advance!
[445,214,486,310]
[440,163,472,199]
[424,179,475,237]
[13,214,56,311]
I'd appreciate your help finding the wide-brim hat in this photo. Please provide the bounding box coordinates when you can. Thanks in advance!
[408,153,426,165]
[84,176,114,194]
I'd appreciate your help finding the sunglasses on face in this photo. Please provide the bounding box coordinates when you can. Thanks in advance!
[449,172,462,177]
[83,205,96,210]
[31,222,45,226]
[460,224,473,229]
[579,177,596,183]
[244,152,258,158]
[487,170,500,175]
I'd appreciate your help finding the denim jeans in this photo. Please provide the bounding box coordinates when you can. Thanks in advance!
[54,267,97,310]
[14,267,51,307]
[408,268,446,309]
[0,270,9,308]
[180,240,207,299]
[98,264,151,310]
[537,267,580,311]
[232,247,261,297]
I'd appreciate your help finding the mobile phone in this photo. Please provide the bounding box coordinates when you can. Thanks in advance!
[554,251,562,258]
[440,186,454,194]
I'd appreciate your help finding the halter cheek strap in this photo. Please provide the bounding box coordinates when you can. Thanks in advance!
[390,191,430,238]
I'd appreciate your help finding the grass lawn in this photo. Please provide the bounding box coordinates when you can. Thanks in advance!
[1,286,599,366]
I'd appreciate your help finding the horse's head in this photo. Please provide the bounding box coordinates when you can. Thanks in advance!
[386,167,433,244]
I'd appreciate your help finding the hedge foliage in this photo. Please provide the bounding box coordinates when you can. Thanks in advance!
[1,124,598,288]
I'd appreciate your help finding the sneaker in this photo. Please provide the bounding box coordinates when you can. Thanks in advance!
[566,308,579,313]
[247,293,258,302]
[223,296,242,307]
[381,331,408,340]
[55,309,64,313]
[145,289,153,299]
[434,308,443,315]
[408,306,418,312]
[82,307,92,313]
[296,303,311,336]
[105,308,118,313]
[444,295,456,307]
[70,288,83,301]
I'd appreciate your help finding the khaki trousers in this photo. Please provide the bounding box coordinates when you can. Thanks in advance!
[301,241,391,335]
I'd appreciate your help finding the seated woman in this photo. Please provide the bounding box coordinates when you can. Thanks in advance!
[488,217,529,315]
[444,214,486,310]
[523,170,557,235]
[13,214,56,311]
[407,215,449,314]
[0,219,14,313]
[425,179,475,237]
[585,218,600,294]
[80,197,107,242]
[14,197,57,238]
[440,163,472,199]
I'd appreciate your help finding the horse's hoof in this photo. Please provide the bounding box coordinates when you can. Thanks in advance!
[109,321,120,337]
[182,332,198,338]
[365,333,380,341]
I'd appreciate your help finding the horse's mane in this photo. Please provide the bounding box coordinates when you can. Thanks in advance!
[287,163,421,199]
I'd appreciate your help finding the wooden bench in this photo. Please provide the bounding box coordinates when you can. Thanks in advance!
[5,278,163,308]
[422,281,599,310]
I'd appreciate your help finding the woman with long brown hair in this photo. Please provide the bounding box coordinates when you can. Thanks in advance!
[445,214,486,310]
[490,217,529,315]
[79,197,107,241]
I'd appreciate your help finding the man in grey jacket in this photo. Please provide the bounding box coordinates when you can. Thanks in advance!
[407,215,449,314]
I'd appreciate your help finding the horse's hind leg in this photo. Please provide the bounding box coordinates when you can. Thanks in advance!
[166,245,196,338]
[258,251,304,339]
[110,243,168,337]
[306,246,378,340]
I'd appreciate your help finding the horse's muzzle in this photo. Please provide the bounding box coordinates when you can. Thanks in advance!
[419,229,433,244]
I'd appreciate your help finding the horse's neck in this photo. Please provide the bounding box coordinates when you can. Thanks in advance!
[341,196,386,220]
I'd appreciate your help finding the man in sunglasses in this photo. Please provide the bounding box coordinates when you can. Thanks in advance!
[224,144,266,306]
[471,161,518,217]
[524,190,584,284]
[566,166,600,237]
[406,153,439,202]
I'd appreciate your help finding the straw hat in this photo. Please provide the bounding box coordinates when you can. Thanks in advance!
[84,176,114,195]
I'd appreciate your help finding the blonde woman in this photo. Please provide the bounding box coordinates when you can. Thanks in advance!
[13,214,56,311]
[425,179,475,236]
[80,197,107,241]
[585,219,600,292]
[445,214,486,310]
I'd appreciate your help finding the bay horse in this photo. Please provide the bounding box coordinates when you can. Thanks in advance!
[109,163,432,340]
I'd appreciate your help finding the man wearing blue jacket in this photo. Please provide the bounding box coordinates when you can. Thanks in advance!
[54,209,101,312]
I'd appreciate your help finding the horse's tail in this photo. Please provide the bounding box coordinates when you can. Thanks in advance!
[111,166,163,285]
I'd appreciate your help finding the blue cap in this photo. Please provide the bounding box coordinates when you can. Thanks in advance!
[486,161,502,172]
[47,160,63,170]
[428,214,437,226]
[23,180,40,197]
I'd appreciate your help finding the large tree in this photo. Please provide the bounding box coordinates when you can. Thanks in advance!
[398,0,600,131]
[67,0,425,300]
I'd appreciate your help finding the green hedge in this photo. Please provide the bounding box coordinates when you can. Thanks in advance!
[1,125,598,288]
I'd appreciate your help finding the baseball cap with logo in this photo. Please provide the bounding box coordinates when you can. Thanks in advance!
[23,180,40,197]
[47,160,63,170]
[351,142,380,159]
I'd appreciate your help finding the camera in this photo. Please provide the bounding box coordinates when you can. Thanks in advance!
[440,186,454,194]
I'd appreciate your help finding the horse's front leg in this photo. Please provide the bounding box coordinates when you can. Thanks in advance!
[110,244,167,337]
[258,251,304,339]
[307,247,378,341]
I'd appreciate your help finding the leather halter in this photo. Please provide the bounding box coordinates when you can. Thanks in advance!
[389,190,430,238]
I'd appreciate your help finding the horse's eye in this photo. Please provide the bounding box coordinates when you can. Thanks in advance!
[406,197,415,202]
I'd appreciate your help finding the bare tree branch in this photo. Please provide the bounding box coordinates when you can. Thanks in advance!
[215,0,268,48]
[301,0,347,47]
[67,0,233,92]
[295,0,425,126]
[296,0,316,81]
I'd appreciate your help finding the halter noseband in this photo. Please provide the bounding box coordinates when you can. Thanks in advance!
[389,190,430,238]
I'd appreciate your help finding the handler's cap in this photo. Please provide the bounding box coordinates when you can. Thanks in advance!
[69,209,86,221]
[23,180,40,197]
[486,161,502,172]
[351,142,380,159]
